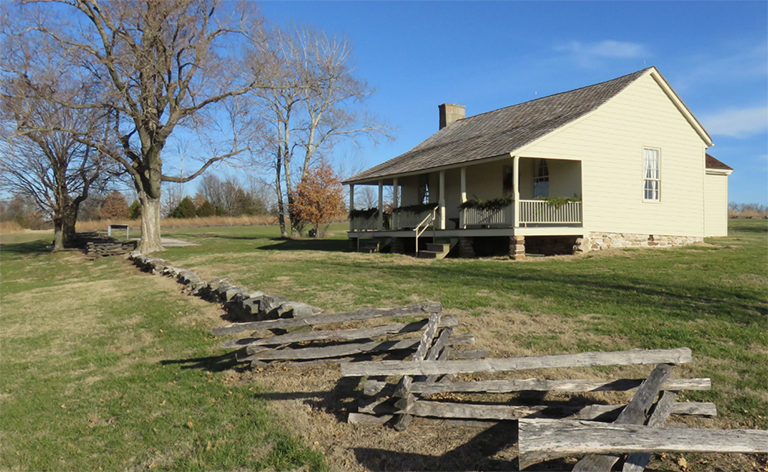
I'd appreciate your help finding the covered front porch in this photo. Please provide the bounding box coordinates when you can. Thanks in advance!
[347,156,584,257]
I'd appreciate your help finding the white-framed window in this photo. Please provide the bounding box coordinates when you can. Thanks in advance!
[643,148,660,201]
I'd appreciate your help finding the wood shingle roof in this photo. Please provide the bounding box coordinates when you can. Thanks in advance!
[706,153,733,171]
[346,68,651,184]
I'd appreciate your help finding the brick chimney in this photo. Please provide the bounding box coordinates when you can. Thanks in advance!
[439,103,465,130]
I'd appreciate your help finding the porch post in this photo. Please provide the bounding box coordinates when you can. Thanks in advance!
[439,170,446,230]
[349,184,355,231]
[460,166,467,229]
[392,177,399,208]
[513,155,520,228]
[377,180,383,230]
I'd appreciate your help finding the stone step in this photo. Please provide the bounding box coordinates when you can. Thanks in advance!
[417,250,448,260]
[426,243,450,253]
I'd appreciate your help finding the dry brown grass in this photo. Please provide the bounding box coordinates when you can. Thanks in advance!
[0,220,26,233]
[75,215,277,232]
[729,203,768,218]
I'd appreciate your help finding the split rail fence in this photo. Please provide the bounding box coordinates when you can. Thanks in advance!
[341,340,768,469]
[211,302,485,368]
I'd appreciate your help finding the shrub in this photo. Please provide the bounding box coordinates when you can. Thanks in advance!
[128,200,142,220]
[170,197,197,219]
[196,200,216,217]
[98,191,130,219]
[289,162,346,237]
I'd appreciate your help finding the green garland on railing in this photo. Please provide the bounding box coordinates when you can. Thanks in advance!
[535,196,581,209]
[392,203,439,215]
[348,207,378,219]
[458,196,514,211]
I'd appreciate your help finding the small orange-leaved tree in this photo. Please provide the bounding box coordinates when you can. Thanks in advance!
[289,162,346,238]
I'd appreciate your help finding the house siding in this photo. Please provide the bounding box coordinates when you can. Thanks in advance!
[520,72,708,237]
[704,173,729,237]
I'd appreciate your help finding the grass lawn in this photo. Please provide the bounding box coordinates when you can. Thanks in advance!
[0,233,327,471]
[1,220,766,471]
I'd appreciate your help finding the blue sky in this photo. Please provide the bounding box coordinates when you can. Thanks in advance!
[250,0,767,204]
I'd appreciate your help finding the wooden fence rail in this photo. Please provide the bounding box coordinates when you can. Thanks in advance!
[518,419,768,469]
[341,348,692,377]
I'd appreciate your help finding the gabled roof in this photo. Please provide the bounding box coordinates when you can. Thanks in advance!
[706,153,733,171]
[346,67,712,184]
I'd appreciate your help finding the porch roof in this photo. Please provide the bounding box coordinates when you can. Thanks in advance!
[345,68,651,184]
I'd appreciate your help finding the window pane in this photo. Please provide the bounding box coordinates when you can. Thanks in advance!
[643,149,660,200]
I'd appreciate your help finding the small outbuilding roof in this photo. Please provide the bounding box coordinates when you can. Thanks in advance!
[706,153,733,171]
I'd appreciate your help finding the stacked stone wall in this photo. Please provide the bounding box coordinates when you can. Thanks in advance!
[574,233,703,253]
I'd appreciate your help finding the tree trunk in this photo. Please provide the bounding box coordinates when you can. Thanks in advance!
[275,152,288,238]
[51,201,79,251]
[137,192,164,253]
[52,219,65,252]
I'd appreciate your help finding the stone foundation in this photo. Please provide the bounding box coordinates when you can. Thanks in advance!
[509,236,525,260]
[574,232,704,253]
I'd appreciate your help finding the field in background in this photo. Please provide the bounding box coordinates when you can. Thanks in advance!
[76,215,278,233]
[1,220,766,471]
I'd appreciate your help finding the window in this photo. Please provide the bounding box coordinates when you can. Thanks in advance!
[418,174,430,203]
[533,159,549,198]
[643,148,660,201]
[503,165,514,195]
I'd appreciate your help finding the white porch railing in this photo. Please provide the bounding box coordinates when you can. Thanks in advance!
[350,214,378,231]
[393,209,437,230]
[353,200,581,231]
[519,200,581,224]
[463,206,515,227]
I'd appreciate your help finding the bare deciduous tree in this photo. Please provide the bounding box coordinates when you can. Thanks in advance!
[0,28,110,250]
[12,0,268,253]
[249,24,393,237]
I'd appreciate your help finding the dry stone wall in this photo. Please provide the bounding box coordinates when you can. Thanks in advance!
[129,252,321,322]
[574,232,703,253]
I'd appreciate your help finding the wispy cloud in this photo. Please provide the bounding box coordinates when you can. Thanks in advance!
[672,43,768,93]
[556,40,649,59]
[700,106,768,138]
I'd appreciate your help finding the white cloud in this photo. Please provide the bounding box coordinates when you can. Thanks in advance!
[557,40,649,59]
[700,106,768,138]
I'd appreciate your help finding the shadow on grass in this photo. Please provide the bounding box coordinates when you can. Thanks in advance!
[0,240,53,257]
[730,225,768,234]
[353,421,520,471]
[257,238,349,252]
[160,350,249,373]
[323,258,768,325]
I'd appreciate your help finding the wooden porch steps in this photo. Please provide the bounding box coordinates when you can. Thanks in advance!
[417,243,450,260]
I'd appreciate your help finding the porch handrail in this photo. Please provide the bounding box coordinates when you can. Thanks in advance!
[463,205,514,227]
[414,205,439,253]
[519,199,581,224]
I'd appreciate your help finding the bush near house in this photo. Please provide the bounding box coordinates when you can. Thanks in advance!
[289,162,346,237]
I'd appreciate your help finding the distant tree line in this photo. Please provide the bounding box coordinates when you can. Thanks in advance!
[729,202,767,218]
